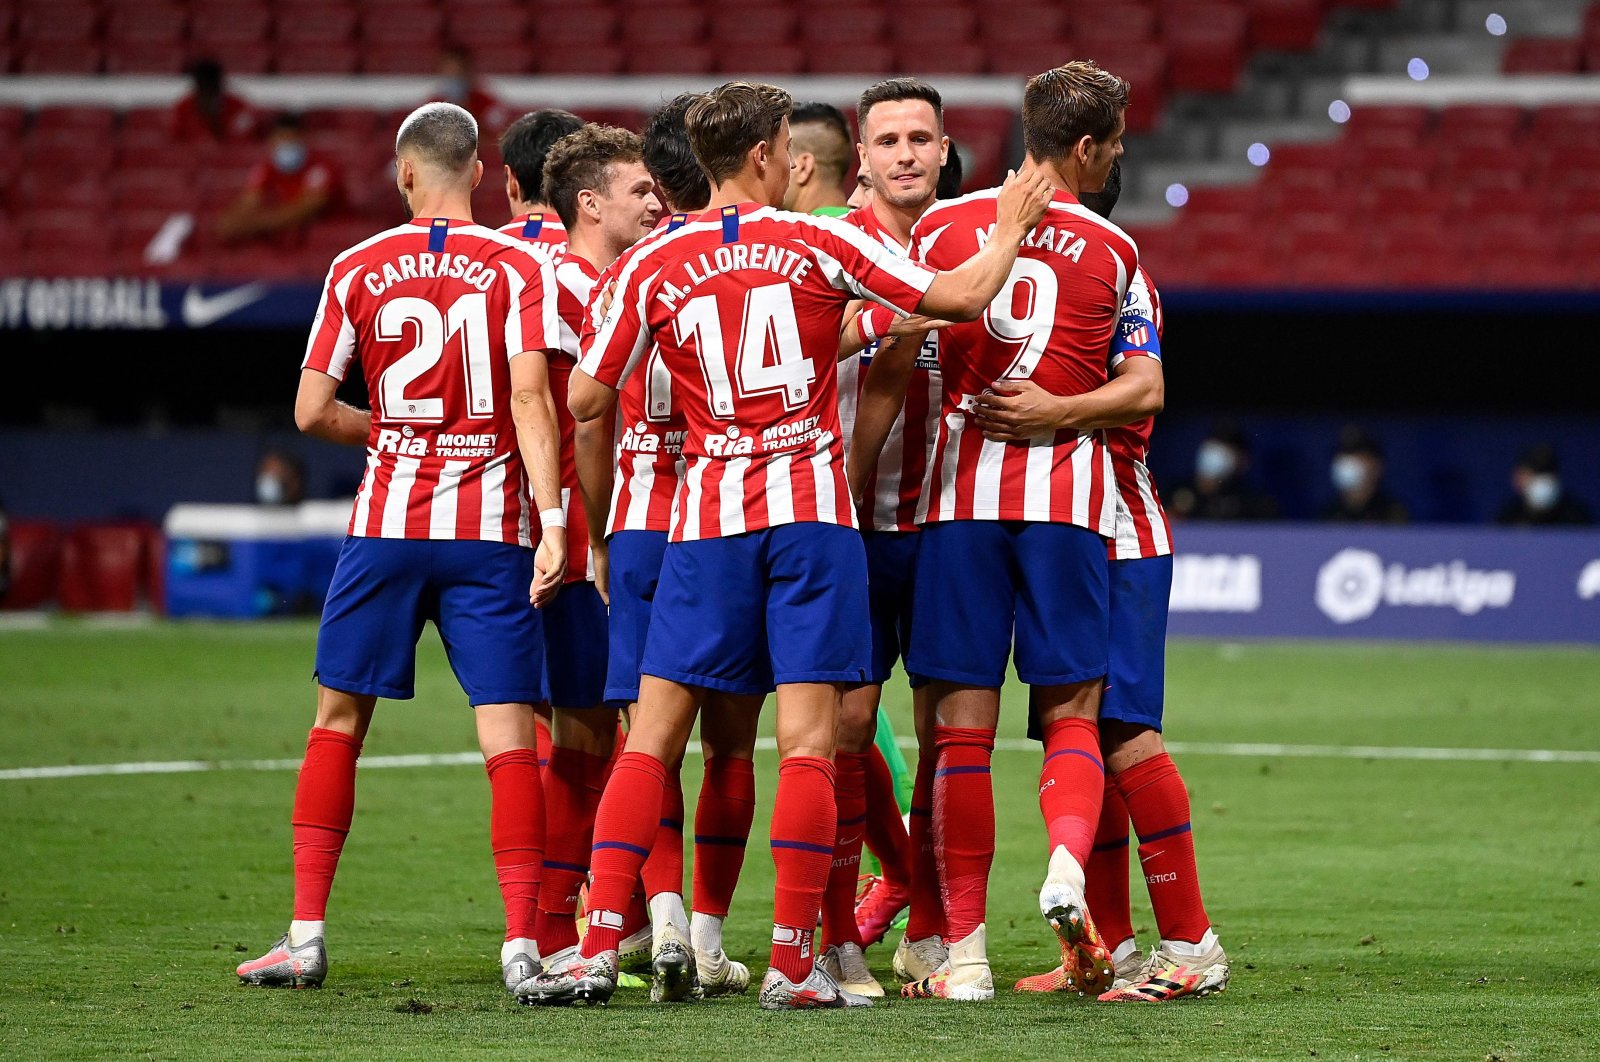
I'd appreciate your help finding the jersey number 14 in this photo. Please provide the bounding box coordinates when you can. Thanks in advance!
[673,283,815,419]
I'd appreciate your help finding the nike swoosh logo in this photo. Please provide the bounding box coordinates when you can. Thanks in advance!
[182,282,268,328]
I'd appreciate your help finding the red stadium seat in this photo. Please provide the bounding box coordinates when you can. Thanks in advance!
[1245,0,1324,51]
[191,5,273,46]
[275,43,362,74]
[621,5,708,44]
[18,4,100,43]
[301,108,380,137]
[799,8,888,44]
[1162,3,1248,94]
[987,41,1084,77]
[903,41,989,74]
[944,107,1018,189]
[107,4,188,43]
[1068,5,1156,41]
[104,40,189,74]
[20,42,104,74]
[710,5,799,44]
[717,44,806,74]
[1,520,65,610]
[806,43,895,74]
[1502,37,1582,74]
[896,6,978,46]
[976,5,1067,45]
[58,523,157,613]
[1279,230,1366,287]
[361,6,444,44]
[534,46,626,74]
[445,6,532,47]
[1434,104,1525,144]
[627,44,716,73]
[360,45,433,74]
[277,5,359,44]
[1344,105,1432,144]
[1528,104,1600,145]
[532,6,620,44]
[201,43,275,74]
[466,43,534,73]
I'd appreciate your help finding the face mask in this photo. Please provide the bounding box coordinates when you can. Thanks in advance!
[273,141,307,174]
[1524,474,1560,512]
[1195,440,1237,481]
[1331,454,1366,493]
[256,475,286,506]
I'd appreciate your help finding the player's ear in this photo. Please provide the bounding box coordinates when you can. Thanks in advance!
[395,156,412,194]
[469,159,483,191]
[1074,134,1095,168]
[939,135,950,167]
[504,163,519,203]
[793,151,814,186]
[577,188,601,224]
[751,139,770,178]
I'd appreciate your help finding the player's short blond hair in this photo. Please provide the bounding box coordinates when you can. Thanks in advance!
[395,102,478,173]
[685,82,793,185]
[542,124,647,229]
[1022,60,1130,162]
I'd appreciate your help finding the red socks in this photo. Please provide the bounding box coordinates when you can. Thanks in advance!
[903,752,945,940]
[580,751,667,957]
[769,756,836,984]
[535,746,609,954]
[1118,752,1211,945]
[862,743,912,888]
[1084,778,1134,949]
[1039,716,1106,869]
[485,748,543,942]
[640,766,684,900]
[693,756,756,918]
[821,751,868,948]
[291,727,362,921]
[932,726,995,942]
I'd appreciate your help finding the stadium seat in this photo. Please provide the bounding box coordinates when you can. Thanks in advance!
[1502,37,1582,74]
[58,523,156,613]
[531,6,619,44]
[534,46,626,74]
[1245,0,1325,51]
[359,45,431,74]
[1528,104,1600,145]
[277,5,359,44]
[1434,104,1526,144]
[1,520,64,611]
[103,40,188,74]
[1162,3,1249,94]
[621,5,708,45]
[107,4,188,43]
[465,43,533,73]
[717,44,806,74]
[943,107,1018,188]
[17,4,100,43]
[1068,5,1155,41]
[627,44,716,73]
[275,43,362,74]
[806,43,895,75]
[988,41,1086,77]
[20,42,104,74]
[361,6,444,44]
[1344,105,1432,144]
[896,5,979,47]
[445,6,532,47]
[709,5,799,45]
[191,5,274,46]
[903,41,989,74]
[976,4,1067,45]
[798,8,888,44]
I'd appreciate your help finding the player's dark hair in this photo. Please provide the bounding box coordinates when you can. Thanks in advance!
[499,109,585,206]
[395,102,478,173]
[791,101,852,181]
[1078,158,1123,218]
[643,93,711,212]
[856,77,944,135]
[1023,60,1130,163]
[937,137,965,198]
[542,124,646,229]
[685,82,793,185]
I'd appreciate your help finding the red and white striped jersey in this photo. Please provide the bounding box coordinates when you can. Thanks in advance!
[592,214,693,536]
[579,202,935,542]
[1106,265,1172,560]
[836,205,943,533]
[302,218,561,545]
[911,187,1137,533]
[499,212,568,265]
[545,250,601,582]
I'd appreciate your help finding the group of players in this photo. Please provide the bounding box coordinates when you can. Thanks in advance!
[236,59,1230,1012]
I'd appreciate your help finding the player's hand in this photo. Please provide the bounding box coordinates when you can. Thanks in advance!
[887,313,954,337]
[995,167,1053,237]
[597,278,618,320]
[590,538,610,607]
[531,527,567,608]
[973,379,1071,441]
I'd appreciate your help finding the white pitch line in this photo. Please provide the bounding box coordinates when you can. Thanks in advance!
[4,738,1599,781]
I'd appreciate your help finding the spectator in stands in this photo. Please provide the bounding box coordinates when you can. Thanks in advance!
[1168,419,1280,521]
[217,113,343,245]
[783,102,853,215]
[255,448,307,508]
[937,136,965,199]
[1321,425,1408,524]
[1497,443,1594,526]
[171,58,260,143]
[434,46,514,139]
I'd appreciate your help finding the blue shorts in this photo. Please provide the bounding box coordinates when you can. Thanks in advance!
[542,580,609,708]
[603,530,669,706]
[1100,554,1172,729]
[907,520,1109,688]
[641,523,869,694]
[864,531,920,685]
[315,537,545,706]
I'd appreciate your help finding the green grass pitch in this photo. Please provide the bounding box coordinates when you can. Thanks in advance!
[2,620,1598,1059]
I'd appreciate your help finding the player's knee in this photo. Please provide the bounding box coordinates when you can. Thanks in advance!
[1102,721,1164,774]
[313,684,376,739]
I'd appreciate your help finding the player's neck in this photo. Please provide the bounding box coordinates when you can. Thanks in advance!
[407,188,475,223]
[707,173,769,211]
[871,197,926,249]
[513,200,554,219]
[793,183,846,216]
[1025,154,1078,199]
[566,226,617,272]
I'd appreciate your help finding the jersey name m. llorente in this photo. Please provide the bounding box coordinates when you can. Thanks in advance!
[1106,264,1173,560]
[578,202,935,543]
[546,250,602,582]
[837,204,943,533]
[581,213,694,537]
[911,187,1135,533]
[302,218,561,545]
[499,211,568,265]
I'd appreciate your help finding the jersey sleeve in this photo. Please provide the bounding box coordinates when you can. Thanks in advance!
[1109,268,1162,369]
[577,260,656,389]
[301,263,358,380]
[907,203,980,270]
[803,214,934,315]
[506,252,562,360]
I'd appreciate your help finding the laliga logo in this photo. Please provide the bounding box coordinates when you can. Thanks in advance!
[1316,549,1516,624]
[1579,560,1600,600]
